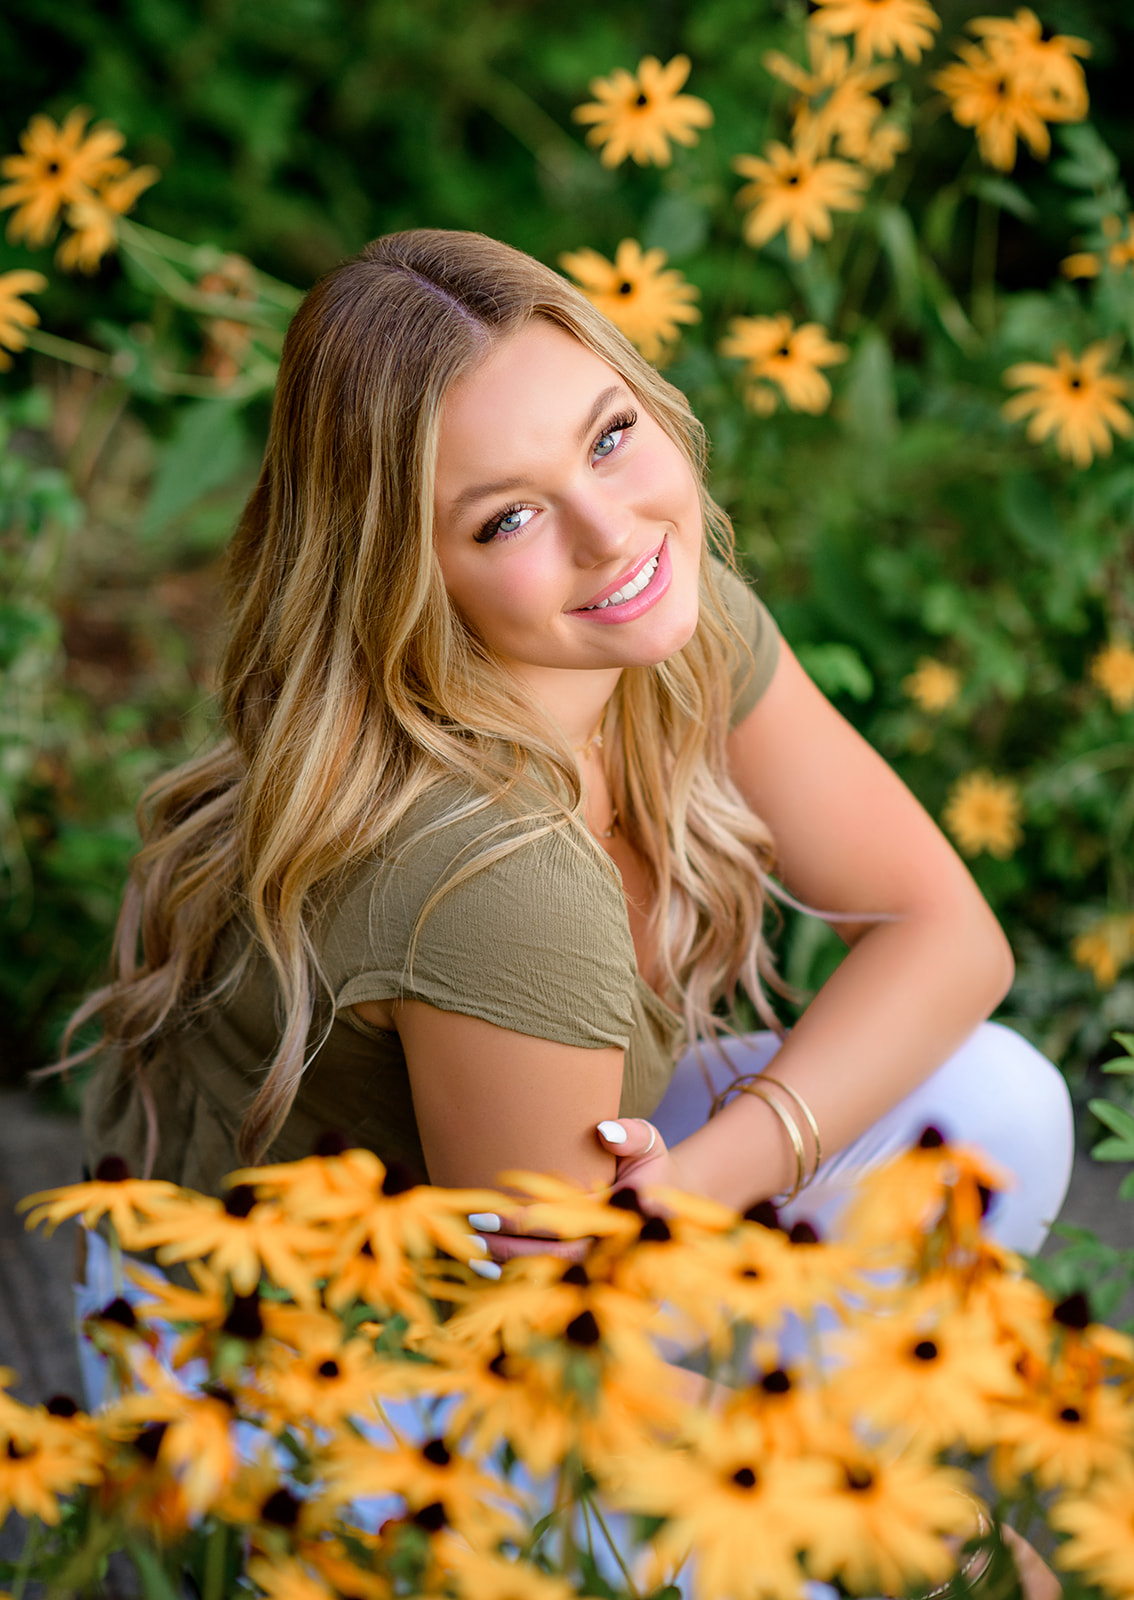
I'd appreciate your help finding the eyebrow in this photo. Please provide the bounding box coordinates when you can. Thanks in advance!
[446,383,629,519]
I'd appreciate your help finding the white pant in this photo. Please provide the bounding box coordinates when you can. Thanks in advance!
[651,1021,1075,1255]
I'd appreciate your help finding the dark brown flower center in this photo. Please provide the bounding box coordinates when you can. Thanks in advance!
[261,1487,302,1527]
[317,1358,340,1379]
[761,1368,791,1395]
[45,160,61,175]
[618,280,634,296]
[224,1184,257,1218]
[845,1465,875,1491]
[913,1339,939,1362]
[566,1309,601,1346]
[1067,376,1083,390]
[95,1155,131,1182]
[635,92,649,108]
[732,1465,758,1488]
[775,345,792,358]
[1060,1405,1083,1424]
[423,1438,451,1466]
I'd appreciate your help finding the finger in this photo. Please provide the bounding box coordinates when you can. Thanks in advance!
[597,1118,664,1158]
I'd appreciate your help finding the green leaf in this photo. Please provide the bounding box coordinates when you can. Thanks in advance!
[1109,1032,1134,1060]
[874,203,921,317]
[126,1540,184,1600]
[969,174,1037,222]
[840,327,897,446]
[1053,123,1121,191]
[139,401,248,540]
[999,474,1063,562]
[795,642,874,701]
[1089,1097,1134,1142]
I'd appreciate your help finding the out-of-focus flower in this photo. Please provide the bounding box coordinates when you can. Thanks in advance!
[321,1432,518,1544]
[734,141,868,260]
[801,1448,979,1597]
[135,1183,323,1302]
[720,313,847,415]
[809,0,941,63]
[0,108,127,247]
[197,253,257,384]
[1072,914,1134,989]
[56,164,158,274]
[559,239,699,361]
[992,1381,1134,1491]
[246,1554,338,1600]
[969,9,1090,121]
[934,12,1089,172]
[1091,640,1134,711]
[572,55,713,168]
[109,1380,241,1516]
[1052,1467,1134,1597]
[20,1156,180,1249]
[764,35,907,171]
[0,1402,103,1524]
[903,658,962,713]
[1063,213,1134,280]
[0,269,48,371]
[1002,342,1134,469]
[439,1546,579,1600]
[943,771,1023,859]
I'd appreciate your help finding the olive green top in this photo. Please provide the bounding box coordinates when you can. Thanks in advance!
[82,567,780,1195]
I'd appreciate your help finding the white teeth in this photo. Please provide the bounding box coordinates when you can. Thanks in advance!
[585,554,659,611]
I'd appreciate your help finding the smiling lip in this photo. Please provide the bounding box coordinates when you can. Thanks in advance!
[569,538,671,625]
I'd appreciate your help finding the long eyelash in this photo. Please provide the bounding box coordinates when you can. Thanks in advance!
[598,409,638,447]
[475,500,527,545]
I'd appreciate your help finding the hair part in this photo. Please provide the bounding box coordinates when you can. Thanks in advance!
[57,228,785,1166]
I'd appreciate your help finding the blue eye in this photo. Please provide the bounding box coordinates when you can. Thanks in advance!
[476,503,535,543]
[497,509,526,534]
[593,429,622,459]
[592,409,637,461]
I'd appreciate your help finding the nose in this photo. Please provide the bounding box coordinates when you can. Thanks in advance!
[561,481,637,568]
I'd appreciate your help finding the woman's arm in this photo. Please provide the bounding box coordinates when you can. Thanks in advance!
[667,639,1014,1209]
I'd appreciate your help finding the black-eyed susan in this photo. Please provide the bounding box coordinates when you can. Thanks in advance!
[605,1414,831,1600]
[1072,914,1134,989]
[903,658,961,713]
[0,108,128,247]
[136,1184,322,1304]
[733,142,868,260]
[262,1332,417,1433]
[764,35,905,171]
[969,8,1090,121]
[1063,213,1134,281]
[572,55,713,168]
[0,1404,104,1524]
[1092,640,1134,711]
[724,1358,839,1456]
[719,312,847,415]
[809,0,941,63]
[1003,342,1134,467]
[993,1380,1134,1491]
[19,1156,181,1249]
[558,239,699,362]
[0,270,47,371]
[320,1433,518,1546]
[246,1554,338,1600]
[108,1379,242,1516]
[843,1134,1009,1254]
[832,1289,1020,1451]
[942,770,1023,859]
[300,1535,389,1600]
[933,39,1058,171]
[438,1545,579,1600]
[1052,1467,1134,1598]
[804,1451,979,1596]
[57,161,158,274]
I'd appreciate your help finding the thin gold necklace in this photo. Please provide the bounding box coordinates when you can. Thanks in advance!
[574,726,618,837]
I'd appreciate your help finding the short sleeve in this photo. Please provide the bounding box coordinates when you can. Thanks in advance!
[321,807,637,1052]
[712,559,781,727]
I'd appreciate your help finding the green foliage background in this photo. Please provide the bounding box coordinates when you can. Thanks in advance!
[2,0,1134,1114]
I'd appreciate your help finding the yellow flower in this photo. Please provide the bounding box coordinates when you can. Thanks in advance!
[605,1414,832,1600]
[1092,640,1134,711]
[933,39,1058,171]
[1052,1467,1134,1598]
[246,1556,337,1600]
[559,239,699,361]
[764,34,906,170]
[320,1433,518,1545]
[993,1381,1134,1491]
[903,657,962,713]
[809,0,942,63]
[439,1546,579,1600]
[109,1380,241,1516]
[1063,213,1134,281]
[57,164,158,274]
[733,141,868,260]
[1072,914,1134,989]
[0,1405,103,1525]
[803,1450,979,1596]
[943,771,1023,859]
[19,1157,181,1250]
[0,108,129,247]
[0,269,47,371]
[136,1182,323,1302]
[968,9,1090,121]
[1002,342,1134,468]
[572,55,713,168]
[719,313,847,415]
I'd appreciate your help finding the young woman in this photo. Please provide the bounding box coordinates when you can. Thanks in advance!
[73,228,1073,1267]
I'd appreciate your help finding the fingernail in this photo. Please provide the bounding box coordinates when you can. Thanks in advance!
[469,1213,502,1232]
[598,1120,627,1144]
[468,1258,502,1280]
[464,1233,490,1255]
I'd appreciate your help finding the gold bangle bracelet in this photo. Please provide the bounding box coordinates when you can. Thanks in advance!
[712,1079,807,1204]
[760,1077,822,1179]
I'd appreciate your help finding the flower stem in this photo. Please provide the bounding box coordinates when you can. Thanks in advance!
[11,1514,42,1600]
[585,1489,641,1597]
[972,195,999,335]
[202,1520,227,1600]
[23,327,111,373]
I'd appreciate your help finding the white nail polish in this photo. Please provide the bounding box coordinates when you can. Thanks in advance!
[464,1233,489,1255]
[468,1258,502,1280]
[468,1212,502,1232]
[598,1120,627,1144]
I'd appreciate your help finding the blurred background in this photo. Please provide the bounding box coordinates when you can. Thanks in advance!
[1,0,1133,1134]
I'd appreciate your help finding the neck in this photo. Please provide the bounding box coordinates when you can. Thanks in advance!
[507,662,623,754]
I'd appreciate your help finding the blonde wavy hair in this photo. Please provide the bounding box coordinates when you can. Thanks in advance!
[60,228,784,1165]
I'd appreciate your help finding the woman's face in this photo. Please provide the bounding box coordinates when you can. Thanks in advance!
[433,320,703,714]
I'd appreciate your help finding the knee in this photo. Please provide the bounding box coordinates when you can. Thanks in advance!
[938,1022,1074,1173]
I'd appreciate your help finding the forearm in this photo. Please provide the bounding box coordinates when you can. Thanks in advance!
[671,903,1015,1212]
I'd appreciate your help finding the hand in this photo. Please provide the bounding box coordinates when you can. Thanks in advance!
[464,1118,676,1275]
